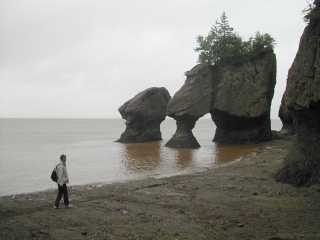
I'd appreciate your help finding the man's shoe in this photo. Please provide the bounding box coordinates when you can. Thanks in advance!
[65,204,73,208]
[53,206,59,209]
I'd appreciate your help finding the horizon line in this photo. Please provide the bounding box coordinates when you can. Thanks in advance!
[0,117,281,121]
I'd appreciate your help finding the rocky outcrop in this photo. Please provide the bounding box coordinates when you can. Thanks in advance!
[211,50,277,144]
[276,3,320,186]
[165,64,214,148]
[117,87,171,143]
[278,91,296,135]
[166,50,276,148]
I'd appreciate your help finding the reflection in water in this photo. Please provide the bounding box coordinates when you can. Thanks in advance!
[214,143,259,164]
[174,149,193,170]
[121,141,259,173]
[0,119,282,196]
[122,142,161,172]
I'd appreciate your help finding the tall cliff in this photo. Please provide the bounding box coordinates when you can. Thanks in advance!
[276,2,320,185]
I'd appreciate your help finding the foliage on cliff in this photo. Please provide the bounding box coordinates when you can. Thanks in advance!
[303,0,320,23]
[195,12,275,65]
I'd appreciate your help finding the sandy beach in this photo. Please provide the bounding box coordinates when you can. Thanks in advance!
[1,135,320,240]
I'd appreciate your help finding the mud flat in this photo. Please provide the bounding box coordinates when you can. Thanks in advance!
[1,136,320,240]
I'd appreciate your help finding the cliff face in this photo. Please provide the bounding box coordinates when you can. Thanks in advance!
[276,4,320,185]
[166,50,277,148]
[285,17,320,109]
[117,87,171,143]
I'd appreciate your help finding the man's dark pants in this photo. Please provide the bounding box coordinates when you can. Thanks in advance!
[55,184,69,207]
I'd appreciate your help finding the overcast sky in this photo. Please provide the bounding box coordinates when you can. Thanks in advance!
[0,0,307,119]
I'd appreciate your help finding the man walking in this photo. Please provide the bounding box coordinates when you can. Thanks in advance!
[54,154,71,209]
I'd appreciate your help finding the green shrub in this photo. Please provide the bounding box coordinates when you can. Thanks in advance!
[195,12,275,65]
[303,0,317,23]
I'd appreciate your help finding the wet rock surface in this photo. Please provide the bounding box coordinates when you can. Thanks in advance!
[117,87,171,143]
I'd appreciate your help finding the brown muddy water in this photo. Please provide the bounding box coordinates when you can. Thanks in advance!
[0,118,282,196]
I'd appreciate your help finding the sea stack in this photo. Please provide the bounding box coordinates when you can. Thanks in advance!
[117,87,171,143]
[166,49,276,148]
[276,2,320,185]
[211,49,277,144]
[166,64,214,148]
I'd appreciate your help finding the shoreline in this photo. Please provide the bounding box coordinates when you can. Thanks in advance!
[0,148,252,199]
[1,136,320,239]
[0,157,244,201]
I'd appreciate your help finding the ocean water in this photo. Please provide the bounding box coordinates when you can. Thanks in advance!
[0,118,282,196]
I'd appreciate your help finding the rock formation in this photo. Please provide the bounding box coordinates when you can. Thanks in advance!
[166,50,276,148]
[278,91,296,135]
[211,50,277,144]
[117,87,171,143]
[165,64,214,148]
[276,3,320,185]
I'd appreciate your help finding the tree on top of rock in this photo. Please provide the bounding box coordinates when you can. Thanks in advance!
[249,32,275,53]
[195,12,275,65]
[195,12,243,65]
[303,0,319,22]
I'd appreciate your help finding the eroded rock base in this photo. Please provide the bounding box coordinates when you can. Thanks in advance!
[117,122,162,143]
[212,110,272,144]
[276,102,320,186]
[165,118,200,149]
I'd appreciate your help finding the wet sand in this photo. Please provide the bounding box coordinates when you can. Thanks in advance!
[1,136,320,240]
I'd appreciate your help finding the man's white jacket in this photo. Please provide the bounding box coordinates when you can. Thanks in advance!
[56,162,69,186]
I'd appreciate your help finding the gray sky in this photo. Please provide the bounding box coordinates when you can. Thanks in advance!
[0,0,307,119]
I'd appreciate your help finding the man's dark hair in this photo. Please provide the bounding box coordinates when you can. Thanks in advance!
[60,154,66,161]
